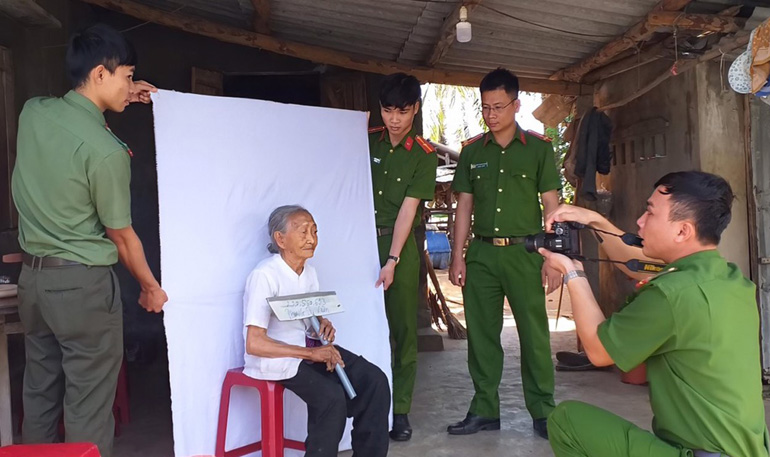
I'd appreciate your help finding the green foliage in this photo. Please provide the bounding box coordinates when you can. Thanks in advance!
[422,83,484,150]
[545,115,575,204]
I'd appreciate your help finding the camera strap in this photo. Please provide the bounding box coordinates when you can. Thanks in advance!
[571,226,665,273]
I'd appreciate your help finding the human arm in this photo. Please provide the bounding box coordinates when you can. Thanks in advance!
[91,150,166,312]
[449,192,473,287]
[539,248,614,366]
[540,189,562,293]
[375,197,421,290]
[105,226,167,312]
[545,204,663,281]
[246,325,344,372]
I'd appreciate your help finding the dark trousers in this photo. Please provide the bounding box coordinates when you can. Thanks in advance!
[17,264,123,457]
[280,346,390,457]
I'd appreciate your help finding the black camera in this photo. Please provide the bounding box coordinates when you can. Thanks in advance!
[524,222,582,257]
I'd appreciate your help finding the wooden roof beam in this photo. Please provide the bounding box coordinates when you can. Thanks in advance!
[77,0,591,95]
[0,0,61,27]
[646,12,745,34]
[584,5,743,84]
[598,32,749,111]
[583,40,670,83]
[553,0,695,82]
[250,0,270,35]
[427,0,482,67]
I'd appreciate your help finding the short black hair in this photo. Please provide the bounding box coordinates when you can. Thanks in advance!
[654,171,734,245]
[66,23,137,88]
[379,73,421,109]
[480,68,519,99]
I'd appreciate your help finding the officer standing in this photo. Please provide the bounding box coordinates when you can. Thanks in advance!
[369,73,437,441]
[11,24,167,457]
[448,68,562,439]
[541,171,769,457]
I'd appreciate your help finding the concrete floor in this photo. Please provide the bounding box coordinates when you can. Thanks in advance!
[111,271,770,457]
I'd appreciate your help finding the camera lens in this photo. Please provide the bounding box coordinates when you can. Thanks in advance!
[524,233,544,253]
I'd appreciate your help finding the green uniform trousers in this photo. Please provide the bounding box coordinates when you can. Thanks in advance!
[463,240,555,419]
[17,263,123,457]
[377,231,419,415]
[548,401,695,457]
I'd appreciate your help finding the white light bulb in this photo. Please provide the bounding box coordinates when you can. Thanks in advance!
[456,21,472,43]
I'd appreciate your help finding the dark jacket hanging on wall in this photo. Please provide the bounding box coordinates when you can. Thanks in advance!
[575,107,613,201]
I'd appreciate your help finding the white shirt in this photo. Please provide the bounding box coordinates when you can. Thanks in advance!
[243,254,319,380]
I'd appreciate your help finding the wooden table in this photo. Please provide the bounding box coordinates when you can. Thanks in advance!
[0,295,22,446]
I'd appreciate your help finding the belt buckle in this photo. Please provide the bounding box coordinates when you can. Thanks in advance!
[493,238,507,247]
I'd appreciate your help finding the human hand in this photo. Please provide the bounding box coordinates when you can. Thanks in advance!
[309,345,344,372]
[129,80,158,104]
[449,255,466,287]
[538,248,583,276]
[316,317,336,343]
[541,263,563,294]
[139,286,168,313]
[544,204,600,232]
[375,261,396,290]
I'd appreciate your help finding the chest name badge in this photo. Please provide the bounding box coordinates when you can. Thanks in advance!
[373,157,381,164]
[470,162,488,170]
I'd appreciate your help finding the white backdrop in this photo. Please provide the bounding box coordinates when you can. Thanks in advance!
[152,90,391,457]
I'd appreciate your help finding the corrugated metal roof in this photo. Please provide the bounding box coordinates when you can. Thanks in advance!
[122,0,754,83]
[437,0,661,75]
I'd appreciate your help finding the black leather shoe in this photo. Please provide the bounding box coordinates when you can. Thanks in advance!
[446,413,501,435]
[533,418,548,440]
[390,414,412,441]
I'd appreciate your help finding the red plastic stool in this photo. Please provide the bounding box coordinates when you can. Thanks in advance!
[0,443,100,457]
[215,368,305,457]
[113,359,130,429]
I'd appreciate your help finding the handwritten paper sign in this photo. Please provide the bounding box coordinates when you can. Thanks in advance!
[266,291,345,321]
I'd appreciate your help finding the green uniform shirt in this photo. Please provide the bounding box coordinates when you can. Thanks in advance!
[369,127,438,228]
[12,91,132,266]
[452,125,561,237]
[598,250,769,457]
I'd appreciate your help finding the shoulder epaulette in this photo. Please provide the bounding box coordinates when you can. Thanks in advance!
[368,126,386,134]
[461,133,484,148]
[635,267,677,290]
[415,136,435,154]
[526,130,552,142]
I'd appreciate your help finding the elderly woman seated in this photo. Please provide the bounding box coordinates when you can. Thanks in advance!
[243,205,390,457]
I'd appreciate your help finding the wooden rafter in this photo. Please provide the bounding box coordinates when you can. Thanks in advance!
[250,0,270,35]
[553,0,695,82]
[0,0,61,27]
[427,0,482,67]
[583,4,743,84]
[583,40,670,83]
[77,0,591,95]
[598,33,749,110]
[646,12,745,34]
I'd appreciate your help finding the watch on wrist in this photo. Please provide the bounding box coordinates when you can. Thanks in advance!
[563,270,587,285]
[387,255,400,265]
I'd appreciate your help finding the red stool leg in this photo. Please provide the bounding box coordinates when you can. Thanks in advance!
[115,359,130,425]
[215,374,235,457]
[259,381,283,457]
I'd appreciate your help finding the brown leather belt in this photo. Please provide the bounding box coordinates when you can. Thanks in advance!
[376,227,394,237]
[475,235,527,247]
[22,253,81,269]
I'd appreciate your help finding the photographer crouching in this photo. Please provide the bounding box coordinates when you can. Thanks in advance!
[538,171,768,457]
